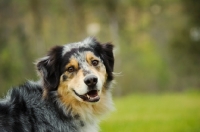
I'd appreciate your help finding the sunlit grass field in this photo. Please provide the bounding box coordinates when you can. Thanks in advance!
[100,92,200,132]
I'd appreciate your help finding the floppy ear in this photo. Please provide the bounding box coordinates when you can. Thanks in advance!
[101,43,114,81]
[36,46,63,91]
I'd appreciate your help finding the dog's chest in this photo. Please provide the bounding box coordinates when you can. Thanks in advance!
[73,117,98,132]
[78,122,98,132]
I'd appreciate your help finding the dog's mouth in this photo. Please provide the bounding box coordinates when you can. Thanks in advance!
[73,90,100,102]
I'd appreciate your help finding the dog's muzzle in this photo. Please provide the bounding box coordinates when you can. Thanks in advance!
[73,75,100,102]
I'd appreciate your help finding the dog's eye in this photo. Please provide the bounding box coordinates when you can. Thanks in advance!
[67,66,75,73]
[92,60,99,66]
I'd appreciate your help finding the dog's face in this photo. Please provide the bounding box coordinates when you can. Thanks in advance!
[59,51,107,102]
[37,37,114,103]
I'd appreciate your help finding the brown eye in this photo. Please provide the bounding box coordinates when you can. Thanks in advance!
[92,60,99,66]
[67,66,75,73]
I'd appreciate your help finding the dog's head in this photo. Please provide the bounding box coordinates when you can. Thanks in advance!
[36,37,114,103]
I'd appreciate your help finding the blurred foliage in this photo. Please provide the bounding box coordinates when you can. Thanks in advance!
[0,0,200,96]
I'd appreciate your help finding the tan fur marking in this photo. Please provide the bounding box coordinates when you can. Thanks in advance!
[65,58,79,70]
[86,52,100,65]
[42,88,48,98]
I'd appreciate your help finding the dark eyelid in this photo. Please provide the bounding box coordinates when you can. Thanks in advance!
[66,66,75,72]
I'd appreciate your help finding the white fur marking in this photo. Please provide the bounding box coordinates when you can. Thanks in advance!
[62,37,96,56]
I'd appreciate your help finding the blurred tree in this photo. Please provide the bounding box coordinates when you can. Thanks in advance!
[169,0,200,90]
[29,0,46,56]
[0,0,199,97]
[0,0,36,95]
[0,0,18,94]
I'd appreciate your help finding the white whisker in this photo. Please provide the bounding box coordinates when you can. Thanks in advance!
[112,72,123,76]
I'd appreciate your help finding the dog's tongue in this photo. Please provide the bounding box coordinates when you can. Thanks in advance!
[87,90,98,97]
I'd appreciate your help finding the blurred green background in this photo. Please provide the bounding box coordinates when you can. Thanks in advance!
[0,0,200,131]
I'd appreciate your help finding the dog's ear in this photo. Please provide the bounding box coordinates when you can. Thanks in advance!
[101,43,114,81]
[36,46,63,91]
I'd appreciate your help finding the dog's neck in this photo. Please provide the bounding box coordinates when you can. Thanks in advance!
[55,88,114,132]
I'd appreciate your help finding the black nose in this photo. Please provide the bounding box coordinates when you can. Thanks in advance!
[84,75,98,87]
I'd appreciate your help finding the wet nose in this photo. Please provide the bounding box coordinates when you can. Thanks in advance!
[84,75,98,87]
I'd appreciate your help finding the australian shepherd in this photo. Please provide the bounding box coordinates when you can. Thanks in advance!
[0,37,114,132]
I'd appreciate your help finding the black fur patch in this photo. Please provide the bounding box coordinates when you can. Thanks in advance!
[80,121,84,127]
[37,46,63,92]
[93,42,114,82]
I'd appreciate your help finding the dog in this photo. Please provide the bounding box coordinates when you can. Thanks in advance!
[0,37,114,132]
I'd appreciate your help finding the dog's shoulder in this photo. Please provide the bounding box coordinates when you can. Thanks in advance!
[0,81,43,112]
[0,81,79,131]
[8,81,42,102]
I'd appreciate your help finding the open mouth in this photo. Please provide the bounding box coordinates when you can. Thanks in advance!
[73,90,100,102]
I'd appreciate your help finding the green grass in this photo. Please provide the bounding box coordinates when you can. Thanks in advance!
[100,93,200,132]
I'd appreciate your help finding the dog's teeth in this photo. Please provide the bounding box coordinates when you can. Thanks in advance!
[87,94,90,99]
